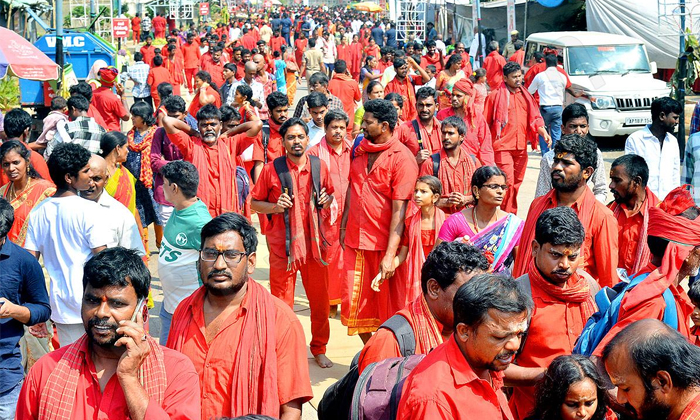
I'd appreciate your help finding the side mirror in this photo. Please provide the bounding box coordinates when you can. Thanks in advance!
[650,61,657,74]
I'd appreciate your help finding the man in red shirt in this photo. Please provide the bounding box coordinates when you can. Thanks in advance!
[68,81,107,128]
[232,47,246,81]
[419,116,481,214]
[397,273,531,419]
[181,33,201,94]
[384,57,431,122]
[167,213,313,419]
[340,99,419,342]
[201,46,226,89]
[92,67,130,132]
[513,134,620,288]
[608,154,660,275]
[16,247,201,420]
[376,48,394,73]
[293,32,308,74]
[162,104,261,217]
[164,44,184,96]
[327,60,361,135]
[603,319,700,420]
[270,30,286,54]
[131,13,141,45]
[436,78,494,165]
[147,55,172,109]
[139,36,156,67]
[240,27,257,51]
[357,242,489,374]
[395,86,442,164]
[152,13,167,39]
[308,110,352,319]
[420,40,444,74]
[251,118,335,369]
[509,40,525,66]
[252,92,289,184]
[483,41,507,90]
[484,62,549,214]
[507,207,599,420]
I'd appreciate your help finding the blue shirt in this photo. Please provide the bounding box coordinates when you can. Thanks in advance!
[371,27,384,47]
[0,239,51,392]
[274,59,287,95]
[385,28,397,48]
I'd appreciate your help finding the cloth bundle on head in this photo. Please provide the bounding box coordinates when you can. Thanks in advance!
[453,78,477,127]
[623,185,700,310]
[98,67,119,87]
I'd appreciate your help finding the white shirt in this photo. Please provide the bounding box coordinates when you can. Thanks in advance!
[95,192,145,256]
[307,120,325,149]
[528,67,568,106]
[470,33,486,67]
[230,78,265,108]
[24,196,111,324]
[229,27,241,41]
[625,125,681,200]
[435,39,447,56]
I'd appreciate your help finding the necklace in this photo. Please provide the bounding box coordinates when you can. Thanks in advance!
[472,205,497,233]
[8,178,32,201]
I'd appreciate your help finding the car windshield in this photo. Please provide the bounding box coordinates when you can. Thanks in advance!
[567,45,650,76]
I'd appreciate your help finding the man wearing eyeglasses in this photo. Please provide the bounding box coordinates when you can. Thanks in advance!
[166,212,313,420]
[156,160,211,344]
[250,117,336,369]
[512,134,620,288]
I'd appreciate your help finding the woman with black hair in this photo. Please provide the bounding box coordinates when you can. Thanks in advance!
[527,355,608,420]
[126,101,160,252]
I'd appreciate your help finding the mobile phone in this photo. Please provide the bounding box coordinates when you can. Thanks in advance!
[131,297,146,323]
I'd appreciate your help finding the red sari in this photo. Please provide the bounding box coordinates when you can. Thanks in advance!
[400,207,446,305]
[349,42,363,80]
[0,178,55,245]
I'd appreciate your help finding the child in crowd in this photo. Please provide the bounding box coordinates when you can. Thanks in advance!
[471,67,488,115]
[33,96,68,152]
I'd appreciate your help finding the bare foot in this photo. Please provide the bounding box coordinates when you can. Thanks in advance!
[314,353,334,368]
[329,304,338,319]
[359,332,372,344]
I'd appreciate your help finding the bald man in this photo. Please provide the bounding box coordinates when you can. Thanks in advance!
[80,155,145,255]
[603,319,700,420]
[232,61,265,111]
[252,53,276,121]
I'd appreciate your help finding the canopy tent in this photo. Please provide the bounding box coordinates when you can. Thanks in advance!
[350,2,383,12]
[0,27,58,81]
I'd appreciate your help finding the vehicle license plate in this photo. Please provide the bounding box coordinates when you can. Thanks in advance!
[624,117,652,125]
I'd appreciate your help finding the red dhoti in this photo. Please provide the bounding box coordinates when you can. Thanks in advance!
[495,149,528,214]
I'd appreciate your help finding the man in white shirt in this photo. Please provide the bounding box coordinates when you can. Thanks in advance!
[24,143,111,346]
[625,97,683,200]
[306,92,328,148]
[528,54,569,154]
[80,154,145,255]
[469,27,486,69]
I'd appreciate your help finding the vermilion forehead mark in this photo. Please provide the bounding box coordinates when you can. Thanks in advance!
[101,296,108,302]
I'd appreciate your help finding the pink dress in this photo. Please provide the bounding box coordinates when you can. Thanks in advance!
[473,82,488,116]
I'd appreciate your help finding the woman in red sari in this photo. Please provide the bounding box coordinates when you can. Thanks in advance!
[0,140,55,246]
[393,176,446,309]
[349,34,363,80]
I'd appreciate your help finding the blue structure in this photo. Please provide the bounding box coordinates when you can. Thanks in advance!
[20,30,115,106]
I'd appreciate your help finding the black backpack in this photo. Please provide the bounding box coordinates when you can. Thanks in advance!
[261,122,271,164]
[317,314,416,420]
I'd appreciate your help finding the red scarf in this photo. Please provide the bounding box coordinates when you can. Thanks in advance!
[489,82,542,148]
[407,296,444,354]
[609,186,660,275]
[527,258,597,322]
[39,334,166,420]
[405,207,445,303]
[127,126,156,188]
[354,134,398,156]
[436,149,479,213]
[453,78,477,128]
[189,136,239,216]
[168,281,280,417]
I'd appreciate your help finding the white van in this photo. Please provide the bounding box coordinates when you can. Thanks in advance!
[524,31,671,138]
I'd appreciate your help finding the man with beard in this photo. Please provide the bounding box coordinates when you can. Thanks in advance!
[16,247,201,419]
[484,62,548,214]
[608,154,660,275]
[419,116,480,214]
[593,185,700,356]
[81,155,145,256]
[24,143,111,345]
[251,117,335,368]
[162,104,262,217]
[506,207,599,420]
[308,110,352,319]
[625,97,682,200]
[200,46,225,89]
[603,319,700,420]
[397,273,532,419]
[167,213,313,419]
[395,87,442,164]
[384,57,432,122]
[252,91,289,184]
[421,40,444,74]
[357,242,489,374]
[512,134,620,288]
[340,99,419,342]
[435,78,494,166]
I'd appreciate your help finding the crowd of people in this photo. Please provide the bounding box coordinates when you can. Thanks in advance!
[2,4,700,420]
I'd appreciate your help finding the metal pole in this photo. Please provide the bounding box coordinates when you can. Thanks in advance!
[56,0,64,92]
[524,0,529,38]
[679,0,687,159]
[117,0,122,54]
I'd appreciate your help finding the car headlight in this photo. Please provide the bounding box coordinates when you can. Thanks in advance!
[589,95,616,110]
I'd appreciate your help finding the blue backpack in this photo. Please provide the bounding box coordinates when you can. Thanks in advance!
[573,272,678,356]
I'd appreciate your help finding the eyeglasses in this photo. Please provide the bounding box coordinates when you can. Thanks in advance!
[199,249,248,265]
[482,184,509,191]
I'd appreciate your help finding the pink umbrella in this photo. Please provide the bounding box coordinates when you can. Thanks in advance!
[0,27,59,81]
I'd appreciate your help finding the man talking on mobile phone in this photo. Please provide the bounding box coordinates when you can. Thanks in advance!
[15,247,201,420]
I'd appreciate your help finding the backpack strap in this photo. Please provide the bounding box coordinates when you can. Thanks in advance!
[309,155,331,247]
[431,152,441,178]
[379,314,416,356]
[261,122,271,164]
[411,119,423,150]
[469,153,478,166]
[273,156,294,257]
[351,134,363,159]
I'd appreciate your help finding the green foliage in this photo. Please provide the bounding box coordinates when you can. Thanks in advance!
[670,31,700,98]
[0,77,20,111]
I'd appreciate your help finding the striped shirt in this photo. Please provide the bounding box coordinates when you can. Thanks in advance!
[127,61,151,98]
[293,93,344,120]
[47,116,106,159]
[685,132,700,206]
